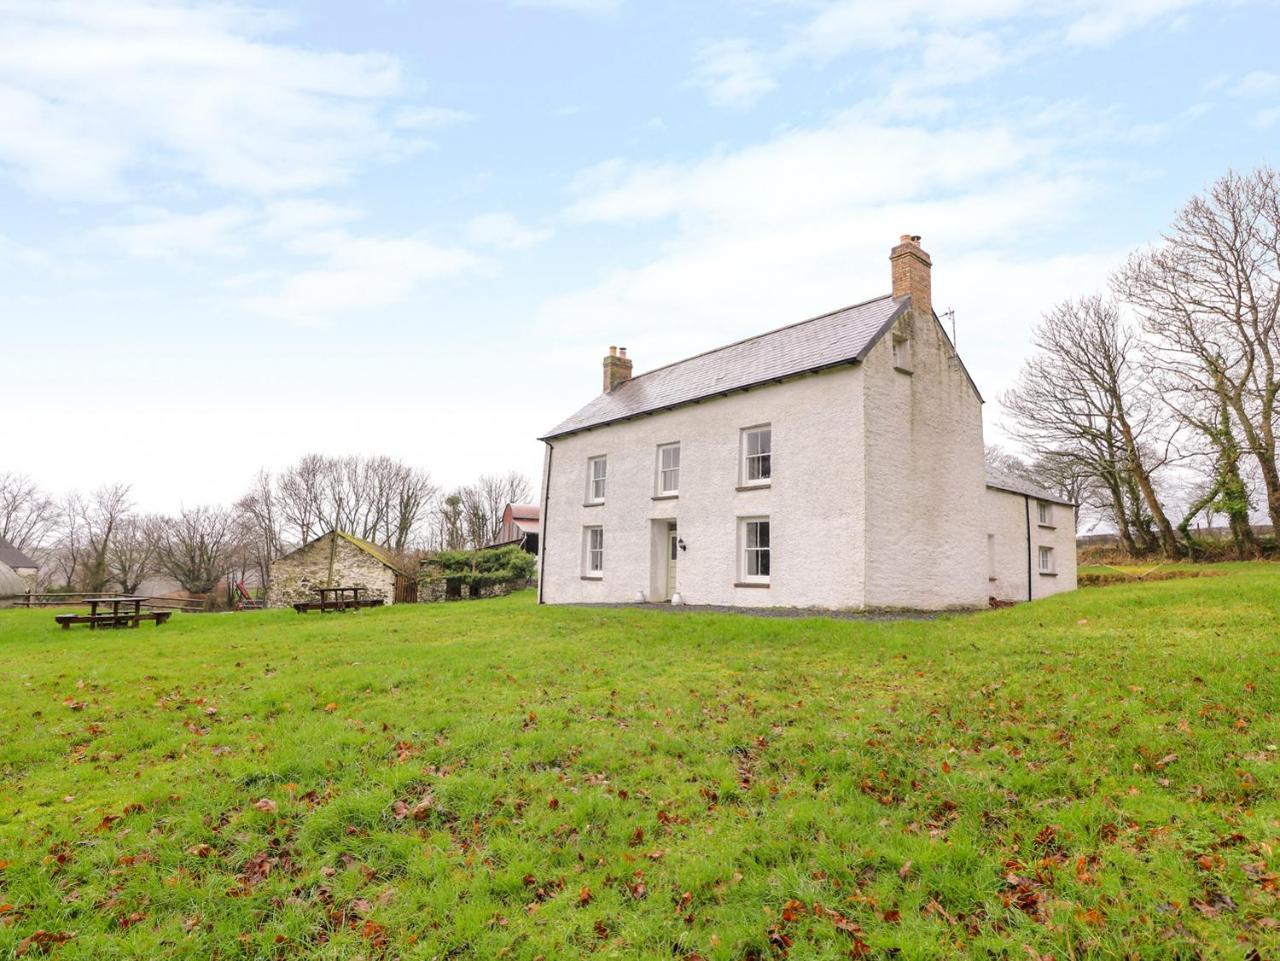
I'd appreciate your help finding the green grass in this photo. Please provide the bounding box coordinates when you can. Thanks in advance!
[1,568,1278,960]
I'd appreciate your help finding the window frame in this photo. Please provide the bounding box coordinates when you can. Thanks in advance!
[739,516,771,585]
[740,424,772,487]
[586,455,607,504]
[656,442,681,496]
[1037,500,1053,527]
[1038,544,1055,575]
[583,525,604,578]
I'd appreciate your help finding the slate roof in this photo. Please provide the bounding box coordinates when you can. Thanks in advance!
[0,536,37,571]
[0,560,30,595]
[276,530,408,575]
[985,467,1076,506]
[541,294,909,440]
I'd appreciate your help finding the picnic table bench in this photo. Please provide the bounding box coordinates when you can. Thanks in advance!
[292,586,385,614]
[54,596,173,630]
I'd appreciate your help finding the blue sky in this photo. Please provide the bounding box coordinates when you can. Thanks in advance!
[3,0,1278,512]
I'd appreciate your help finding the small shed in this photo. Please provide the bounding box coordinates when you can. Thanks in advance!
[0,536,38,582]
[490,504,540,555]
[267,531,415,608]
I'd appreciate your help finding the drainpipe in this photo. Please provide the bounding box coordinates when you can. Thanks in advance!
[1023,495,1032,602]
[538,442,553,605]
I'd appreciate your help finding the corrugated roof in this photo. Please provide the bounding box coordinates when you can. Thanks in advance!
[509,504,540,520]
[541,294,908,440]
[0,536,36,571]
[985,467,1075,506]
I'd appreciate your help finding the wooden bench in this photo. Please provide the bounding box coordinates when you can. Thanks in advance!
[292,598,384,614]
[56,611,172,630]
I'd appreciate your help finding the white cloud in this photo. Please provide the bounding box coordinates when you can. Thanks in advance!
[511,0,622,13]
[542,108,1121,438]
[1233,70,1280,98]
[690,0,1248,109]
[244,229,479,324]
[0,1,465,200]
[394,106,475,129]
[94,206,256,260]
[693,39,778,109]
[464,212,553,250]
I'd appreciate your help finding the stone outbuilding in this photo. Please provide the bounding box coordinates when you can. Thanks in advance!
[267,531,415,608]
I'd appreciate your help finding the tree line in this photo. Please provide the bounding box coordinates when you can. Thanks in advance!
[1002,165,1280,560]
[0,458,533,599]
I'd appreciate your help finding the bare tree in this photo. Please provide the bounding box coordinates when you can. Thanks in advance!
[0,472,59,552]
[1003,296,1181,558]
[107,514,162,594]
[236,469,285,594]
[1115,166,1280,532]
[156,505,239,595]
[51,484,134,592]
[460,472,531,548]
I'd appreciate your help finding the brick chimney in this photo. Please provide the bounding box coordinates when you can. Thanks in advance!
[602,345,633,392]
[890,234,932,316]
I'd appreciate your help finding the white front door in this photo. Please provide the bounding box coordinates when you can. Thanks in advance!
[666,524,678,600]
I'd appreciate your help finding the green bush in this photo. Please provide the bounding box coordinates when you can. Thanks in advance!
[420,545,537,599]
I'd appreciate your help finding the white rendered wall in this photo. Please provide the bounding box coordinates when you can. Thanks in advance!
[539,366,868,609]
[860,311,989,609]
[984,488,1078,602]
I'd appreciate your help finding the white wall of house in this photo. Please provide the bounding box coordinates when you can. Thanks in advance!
[984,488,1078,602]
[539,365,870,609]
[861,309,988,609]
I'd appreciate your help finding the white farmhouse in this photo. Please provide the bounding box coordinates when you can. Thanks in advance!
[537,236,1077,610]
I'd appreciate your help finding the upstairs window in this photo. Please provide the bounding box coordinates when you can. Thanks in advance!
[892,333,912,371]
[657,443,680,495]
[584,526,604,576]
[741,517,771,583]
[742,426,772,485]
[1038,545,1055,574]
[1037,501,1053,526]
[587,456,607,503]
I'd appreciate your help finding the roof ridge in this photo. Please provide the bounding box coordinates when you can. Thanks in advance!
[618,292,898,386]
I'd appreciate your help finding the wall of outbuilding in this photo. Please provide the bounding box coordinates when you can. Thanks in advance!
[984,488,1078,602]
[539,365,868,609]
[267,534,397,608]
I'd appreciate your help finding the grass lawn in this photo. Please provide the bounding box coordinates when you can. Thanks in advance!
[1,568,1278,960]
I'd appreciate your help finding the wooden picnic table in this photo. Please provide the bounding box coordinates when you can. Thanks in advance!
[55,596,171,630]
[293,586,385,614]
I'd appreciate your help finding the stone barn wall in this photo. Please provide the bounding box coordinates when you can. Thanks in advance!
[267,534,398,608]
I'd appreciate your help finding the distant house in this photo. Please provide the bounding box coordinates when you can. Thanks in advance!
[537,234,1077,611]
[267,531,416,608]
[490,504,540,555]
[0,537,38,583]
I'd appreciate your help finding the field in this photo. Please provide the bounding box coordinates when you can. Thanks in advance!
[1,567,1278,960]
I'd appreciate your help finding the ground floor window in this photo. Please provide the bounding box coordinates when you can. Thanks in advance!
[741,517,770,583]
[1038,544,1055,574]
[584,526,604,576]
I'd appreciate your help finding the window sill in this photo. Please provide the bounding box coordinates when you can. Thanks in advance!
[893,366,914,376]
[734,581,770,589]
[988,576,997,582]
[1038,525,1056,531]
[580,574,603,581]
[1038,571,1058,578]
[582,501,604,508]
[652,493,679,501]
[736,483,771,491]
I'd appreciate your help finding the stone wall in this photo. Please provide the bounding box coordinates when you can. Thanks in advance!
[267,534,397,608]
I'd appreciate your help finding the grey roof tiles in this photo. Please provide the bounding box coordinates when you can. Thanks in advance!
[542,294,907,439]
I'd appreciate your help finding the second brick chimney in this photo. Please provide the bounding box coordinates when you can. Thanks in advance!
[602,345,633,392]
[890,234,932,316]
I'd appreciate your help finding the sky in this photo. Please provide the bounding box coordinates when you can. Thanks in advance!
[2,0,1279,513]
